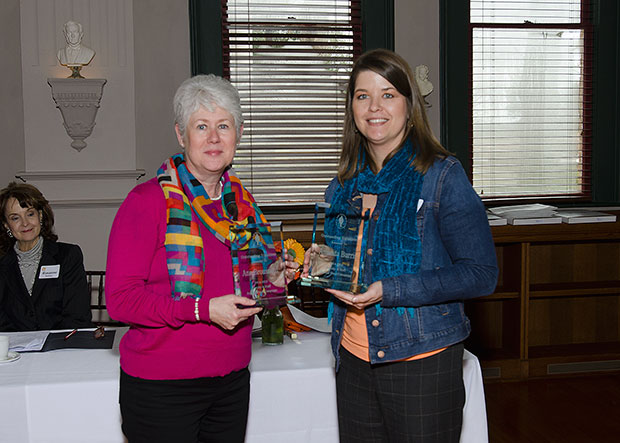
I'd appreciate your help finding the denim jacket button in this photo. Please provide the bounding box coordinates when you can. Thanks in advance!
[377,350,385,358]
[371,319,380,327]
[367,248,373,256]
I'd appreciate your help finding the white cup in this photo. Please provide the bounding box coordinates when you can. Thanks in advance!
[0,336,9,360]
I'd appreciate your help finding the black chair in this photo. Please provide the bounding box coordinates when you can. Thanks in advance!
[287,281,330,318]
[86,270,123,326]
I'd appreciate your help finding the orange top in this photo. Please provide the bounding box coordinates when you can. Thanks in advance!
[340,193,446,362]
[341,306,446,362]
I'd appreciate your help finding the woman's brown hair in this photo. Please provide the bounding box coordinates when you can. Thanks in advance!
[338,49,451,183]
[0,182,57,255]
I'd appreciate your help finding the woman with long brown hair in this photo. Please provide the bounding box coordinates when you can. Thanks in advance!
[306,49,498,442]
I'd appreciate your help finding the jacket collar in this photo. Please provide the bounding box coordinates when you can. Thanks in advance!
[30,239,59,301]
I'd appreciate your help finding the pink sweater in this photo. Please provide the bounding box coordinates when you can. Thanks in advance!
[106,178,252,380]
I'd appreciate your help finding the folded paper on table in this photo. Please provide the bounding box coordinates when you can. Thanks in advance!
[5,331,50,352]
[287,303,331,333]
[252,314,262,332]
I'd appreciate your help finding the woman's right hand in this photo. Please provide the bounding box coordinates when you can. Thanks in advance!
[209,295,262,330]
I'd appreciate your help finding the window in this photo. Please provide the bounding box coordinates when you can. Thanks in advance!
[222,0,361,204]
[469,0,593,200]
[190,0,394,208]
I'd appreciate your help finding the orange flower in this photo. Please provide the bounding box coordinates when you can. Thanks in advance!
[283,238,305,266]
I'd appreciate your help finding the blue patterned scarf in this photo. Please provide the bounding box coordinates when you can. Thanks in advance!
[326,138,424,317]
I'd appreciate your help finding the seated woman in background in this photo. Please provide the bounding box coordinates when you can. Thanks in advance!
[0,182,93,331]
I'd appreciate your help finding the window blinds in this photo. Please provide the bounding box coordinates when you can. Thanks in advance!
[470,0,593,199]
[222,0,361,204]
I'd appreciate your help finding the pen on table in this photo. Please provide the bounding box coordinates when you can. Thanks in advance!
[64,328,78,340]
[285,330,297,340]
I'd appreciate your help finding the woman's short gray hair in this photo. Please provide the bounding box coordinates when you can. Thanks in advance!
[173,74,244,140]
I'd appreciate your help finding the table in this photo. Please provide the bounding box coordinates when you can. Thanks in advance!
[0,329,487,443]
[461,349,489,443]
[246,332,338,442]
[0,329,126,443]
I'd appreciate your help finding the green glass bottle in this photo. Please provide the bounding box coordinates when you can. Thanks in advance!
[261,306,284,345]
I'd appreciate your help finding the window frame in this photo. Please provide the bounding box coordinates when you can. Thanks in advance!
[188,0,394,213]
[190,0,393,76]
[440,0,620,206]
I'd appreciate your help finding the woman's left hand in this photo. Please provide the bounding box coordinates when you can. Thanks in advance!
[326,280,383,310]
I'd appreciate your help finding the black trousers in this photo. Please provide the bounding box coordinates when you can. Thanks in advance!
[336,343,465,443]
[119,368,250,443]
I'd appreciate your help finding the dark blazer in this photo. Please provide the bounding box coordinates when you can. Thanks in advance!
[0,239,93,331]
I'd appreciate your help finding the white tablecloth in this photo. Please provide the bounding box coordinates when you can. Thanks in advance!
[0,329,126,443]
[246,332,339,442]
[461,349,489,443]
[0,329,487,443]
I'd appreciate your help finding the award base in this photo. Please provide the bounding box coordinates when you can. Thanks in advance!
[299,276,367,294]
[252,294,299,307]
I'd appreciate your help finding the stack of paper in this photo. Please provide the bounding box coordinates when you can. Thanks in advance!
[488,204,562,225]
[487,211,507,226]
[555,209,617,224]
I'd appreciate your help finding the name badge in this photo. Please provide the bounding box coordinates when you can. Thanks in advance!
[39,265,60,279]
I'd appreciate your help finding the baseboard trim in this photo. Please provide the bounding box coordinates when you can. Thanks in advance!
[547,360,620,375]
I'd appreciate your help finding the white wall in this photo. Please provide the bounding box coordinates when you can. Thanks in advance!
[0,0,26,185]
[6,0,190,269]
[20,0,136,173]
[395,0,440,137]
[133,0,191,179]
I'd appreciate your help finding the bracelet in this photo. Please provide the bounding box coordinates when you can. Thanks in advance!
[194,299,201,322]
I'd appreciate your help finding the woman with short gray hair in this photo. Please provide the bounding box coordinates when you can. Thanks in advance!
[106,74,297,443]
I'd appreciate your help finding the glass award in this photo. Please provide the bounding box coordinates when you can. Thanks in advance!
[230,221,296,308]
[299,202,370,294]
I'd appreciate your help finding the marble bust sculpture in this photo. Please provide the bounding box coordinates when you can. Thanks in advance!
[415,64,434,97]
[415,64,434,107]
[57,21,95,68]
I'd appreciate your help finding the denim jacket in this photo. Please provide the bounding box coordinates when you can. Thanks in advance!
[325,156,498,367]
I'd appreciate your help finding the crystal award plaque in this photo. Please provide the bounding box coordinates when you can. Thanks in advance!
[230,221,295,308]
[299,202,371,294]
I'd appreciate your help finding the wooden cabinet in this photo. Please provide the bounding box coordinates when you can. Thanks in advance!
[465,211,620,380]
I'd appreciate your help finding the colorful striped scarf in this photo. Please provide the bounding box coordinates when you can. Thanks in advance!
[157,153,267,300]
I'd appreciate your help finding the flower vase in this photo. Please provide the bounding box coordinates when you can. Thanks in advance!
[261,306,283,345]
